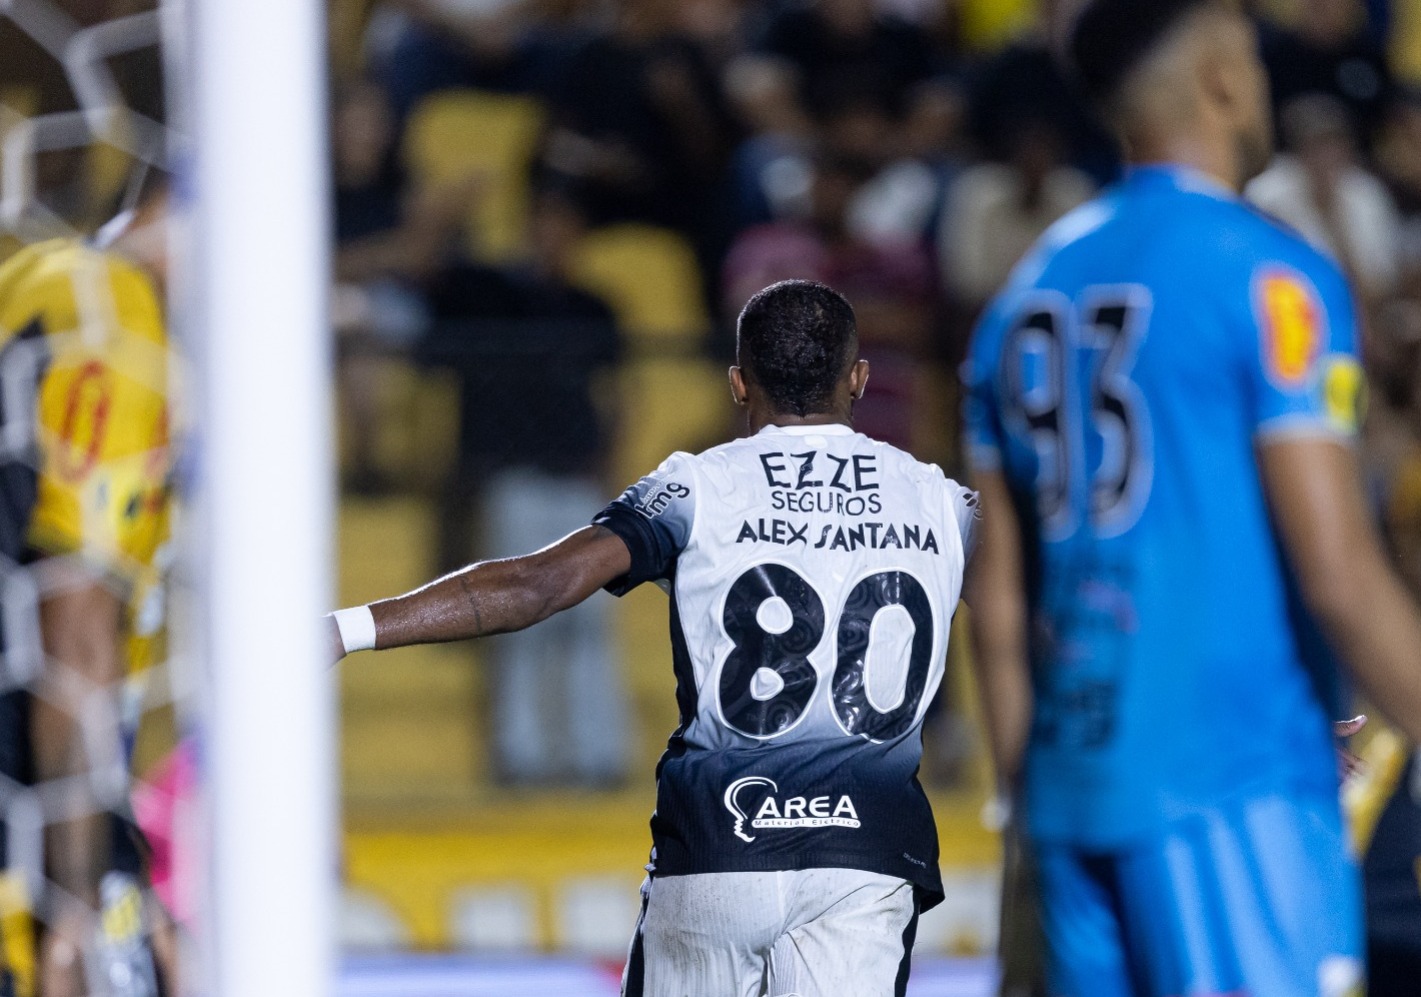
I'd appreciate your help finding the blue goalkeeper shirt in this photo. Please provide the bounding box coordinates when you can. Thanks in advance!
[964,165,1366,847]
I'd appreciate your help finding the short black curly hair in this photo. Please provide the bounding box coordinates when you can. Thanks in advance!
[1070,0,1214,113]
[736,280,857,417]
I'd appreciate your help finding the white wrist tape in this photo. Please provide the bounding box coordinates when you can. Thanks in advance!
[332,606,377,654]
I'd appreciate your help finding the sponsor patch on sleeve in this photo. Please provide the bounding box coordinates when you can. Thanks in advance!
[1321,354,1365,435]
[1255,268,1323,388]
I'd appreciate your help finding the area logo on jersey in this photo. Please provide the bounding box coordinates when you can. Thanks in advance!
[1255,268,1322,387]
[723,776,860,843]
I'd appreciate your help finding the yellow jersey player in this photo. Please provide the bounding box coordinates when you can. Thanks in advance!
[0,174,174,997]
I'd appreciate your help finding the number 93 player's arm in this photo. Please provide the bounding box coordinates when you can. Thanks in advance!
[1261,438,1421,745]
[326,525,632,662]
[963,467,1033,792]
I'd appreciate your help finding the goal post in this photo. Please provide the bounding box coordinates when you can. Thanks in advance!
[180,0,336,993]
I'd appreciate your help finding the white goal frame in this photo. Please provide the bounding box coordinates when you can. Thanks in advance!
[178,0,335,994]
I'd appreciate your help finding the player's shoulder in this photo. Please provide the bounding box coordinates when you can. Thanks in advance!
[868,436,945,481]
[1006,192,1123,291]
[974,190,1127,343]
[0,240,78,340]
[1124,178,1350,310]
[0,238,160,335]
[844,434,971,502]
[681,436,748,469]
[902,453,974,506]
[638,448,702,479]
[0,238,73,304]
[1185,186,1345,285]
[879,448,979,551]
[0,237,133,283]
[1221,192,1322,252]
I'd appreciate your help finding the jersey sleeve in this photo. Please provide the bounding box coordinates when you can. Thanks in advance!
[962,298,1011,471]
[950,483,982,563]
[592,452,697,596]
[1246,253,1364,442]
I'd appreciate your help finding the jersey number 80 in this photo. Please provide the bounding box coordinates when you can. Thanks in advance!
[717,563,936,743]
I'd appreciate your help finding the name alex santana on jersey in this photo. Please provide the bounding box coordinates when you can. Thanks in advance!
[732,448,943,554]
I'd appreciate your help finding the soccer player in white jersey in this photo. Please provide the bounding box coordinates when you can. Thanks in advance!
[329,279,978,996]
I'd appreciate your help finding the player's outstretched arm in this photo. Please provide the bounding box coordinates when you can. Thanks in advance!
[1260,438,1421,744]
[330,525,632,660]
[965,468,1033,789]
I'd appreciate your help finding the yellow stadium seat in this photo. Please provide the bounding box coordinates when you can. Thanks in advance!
[957,0,1037,53]
[403,89,545,262]
[328,0,377,81]
[570,223,710,345]
[613,357,725,486]
[1393,0,1421,85]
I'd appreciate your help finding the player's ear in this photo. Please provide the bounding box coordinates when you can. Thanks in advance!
[729,366,749,407]
[1196,15,1246,123]
[849,359,870,401]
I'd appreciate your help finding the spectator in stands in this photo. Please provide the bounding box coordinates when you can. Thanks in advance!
[364,0,572,121]
[1259,0,1393,144]
[755,0,941,123]
[331,80,468,493]
[423,188,629,787]
[834,82,965,249]
[723,65,962,243]
[723,54,816,227]
[539,0,738,257]
[674,0,760,66]
[963,0,1119,185]
[1375,89,1421,274]
[723,151,937,453]
[728,76,963,241]
[1247,93,1402,307]
[739,4,953,244]
[335,80,467,282]
[939,114,1094,314]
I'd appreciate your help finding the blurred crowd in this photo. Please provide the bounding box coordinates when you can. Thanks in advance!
[10,1,1421,784]
[326,0,1421,786]
[329,0,1421,483]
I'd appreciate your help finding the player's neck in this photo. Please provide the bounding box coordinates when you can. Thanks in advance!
[1126,134,1243,194]
[108,205,169,288]
[748,409,853,435]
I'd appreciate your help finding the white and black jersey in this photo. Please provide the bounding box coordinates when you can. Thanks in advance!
[594,423,978,908]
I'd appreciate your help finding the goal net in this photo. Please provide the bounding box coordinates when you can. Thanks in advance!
[0,1,334,995]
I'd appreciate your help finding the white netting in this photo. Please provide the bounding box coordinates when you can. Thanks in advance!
[0,3,185,995]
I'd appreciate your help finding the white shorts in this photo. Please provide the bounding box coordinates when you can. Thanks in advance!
[620,868,919,997]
